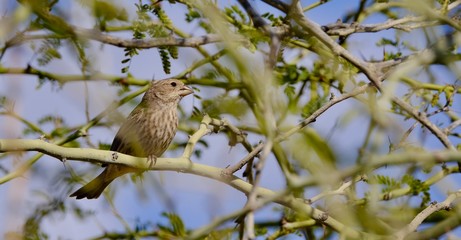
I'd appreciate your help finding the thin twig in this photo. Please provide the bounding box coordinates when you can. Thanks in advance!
[243,140,274,240]
[182,115,212,159]
[444,119,461,134]
[8,28,228,49]
[395,191,461,240]
[222,142,263,176]
[392,97,454,150]
[307,175,364,204]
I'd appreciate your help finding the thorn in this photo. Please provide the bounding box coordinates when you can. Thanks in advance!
[39,135,48,142]
[79,129,88,137]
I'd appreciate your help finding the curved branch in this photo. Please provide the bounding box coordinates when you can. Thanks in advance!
[405,210,461,240]
[354,166,459,205]
[0,66,148,86]
[396,191,461,240]
[322,0,461,37]
[74,28,226,48]
[322,16,427,37]
[0,138,366,239]
[6,29,226,49]
[0,67,243,89]
[2,138,461,237]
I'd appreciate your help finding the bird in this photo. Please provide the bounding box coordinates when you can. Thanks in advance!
[70,79,193,199]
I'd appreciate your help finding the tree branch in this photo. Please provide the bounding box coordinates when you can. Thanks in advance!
[0,66,148,86]
[2,138,461,238]
[0,138,366,239]
[322,16,428,37]
[5,28,227,49]
[395,191,461,240]
[0,84,149,184]
[74,28,227,48]
[288,2,382,89]
[354,166,459,205]
[288,2,455,150]
[322,0,461,37]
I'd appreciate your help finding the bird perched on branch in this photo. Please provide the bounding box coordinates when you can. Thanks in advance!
[70,79,193,199]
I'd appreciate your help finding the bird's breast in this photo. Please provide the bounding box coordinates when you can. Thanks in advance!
[141,108,178,156]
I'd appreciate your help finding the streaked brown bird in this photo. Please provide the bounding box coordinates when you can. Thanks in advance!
[70,79,193,199]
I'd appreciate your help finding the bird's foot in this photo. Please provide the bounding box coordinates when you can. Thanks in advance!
[147,155,158,168]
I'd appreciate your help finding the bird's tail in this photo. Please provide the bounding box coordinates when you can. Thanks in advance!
[70,171,113,200]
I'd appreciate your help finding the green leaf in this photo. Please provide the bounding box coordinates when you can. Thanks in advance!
[157,212,186,237]
[373,175,401,192]
[158,47,171,74]
[36,39,62,66]
[302,128,336,165]
[376,37,399,47]
[93,0,128,22]
[185,8,201,22]
[167,46,179,59]
[152,6,173,26]
[98,142,111,150]
[431,92,440,107]
[201,95,248,118]
[302,96,327,118]
[284,84,296,98]
[207,229,233,239]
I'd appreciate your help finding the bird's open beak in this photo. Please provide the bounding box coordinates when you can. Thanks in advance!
[179,85,194,97]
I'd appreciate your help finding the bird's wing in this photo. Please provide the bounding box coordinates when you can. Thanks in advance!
[110,120,140,155]
[109,105,148,157]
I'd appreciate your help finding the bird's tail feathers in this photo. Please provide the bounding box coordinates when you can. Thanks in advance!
[70,171,113,200]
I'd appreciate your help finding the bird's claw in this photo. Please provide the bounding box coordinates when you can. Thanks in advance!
[147,155,157,168]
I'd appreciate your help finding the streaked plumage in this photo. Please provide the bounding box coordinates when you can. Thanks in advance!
[70,79,193,199]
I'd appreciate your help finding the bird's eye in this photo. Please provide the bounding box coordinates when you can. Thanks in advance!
[170,82,177,87]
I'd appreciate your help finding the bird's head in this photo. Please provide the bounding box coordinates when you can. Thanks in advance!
[143,79,194,105]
